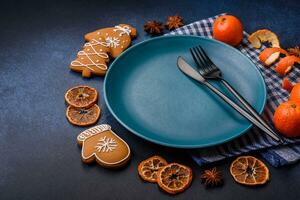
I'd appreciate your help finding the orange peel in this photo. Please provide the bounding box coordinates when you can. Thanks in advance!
[282,78,294,92]
[276,55,300,76]
[259,47,288,66]
[248,29,280,49]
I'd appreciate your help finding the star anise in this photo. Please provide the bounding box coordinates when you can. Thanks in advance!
[144,21,164,36]
[287,46,300,57]
[200,167,223,187]
[165,15,184,30]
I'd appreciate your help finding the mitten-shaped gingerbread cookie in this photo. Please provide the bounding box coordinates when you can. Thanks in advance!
[77,124,131,168]
[70,36,110,77]
[84,24,137,58]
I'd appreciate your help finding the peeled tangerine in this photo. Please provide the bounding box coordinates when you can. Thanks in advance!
[276,56,300,76]
[259,47,288,66]
[248,29,280,49]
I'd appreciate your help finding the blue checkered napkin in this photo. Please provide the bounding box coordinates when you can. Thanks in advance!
[167,14,300,167]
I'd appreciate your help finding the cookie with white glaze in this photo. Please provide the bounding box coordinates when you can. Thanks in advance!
[70,36,110,77]
[84,24,137,58]
[77,124,131,168]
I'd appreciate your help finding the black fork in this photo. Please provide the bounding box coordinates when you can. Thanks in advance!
[190,45,283,143]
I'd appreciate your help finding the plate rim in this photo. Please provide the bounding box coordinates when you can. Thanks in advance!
[104,35,267,148]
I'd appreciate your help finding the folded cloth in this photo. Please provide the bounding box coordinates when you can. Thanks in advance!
[167,13,300,167]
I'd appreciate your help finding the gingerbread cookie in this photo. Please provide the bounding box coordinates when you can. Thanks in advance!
[84,24,137,58]
[77,124,131,168]
[70,36,110,77]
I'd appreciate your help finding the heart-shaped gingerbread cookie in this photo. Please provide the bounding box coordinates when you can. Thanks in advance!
[77,124,131,168]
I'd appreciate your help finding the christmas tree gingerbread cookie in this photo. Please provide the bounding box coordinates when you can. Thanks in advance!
[70,24,137,77]
[77,124,131,168]
[70,36,110,77]
[84,24,137,58]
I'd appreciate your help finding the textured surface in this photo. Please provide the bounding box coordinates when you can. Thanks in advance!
[1,0,300,199]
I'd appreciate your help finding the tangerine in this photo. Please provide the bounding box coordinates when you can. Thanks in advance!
[273,100,300,137]
[213,15,243,46]
[290,83,300,101]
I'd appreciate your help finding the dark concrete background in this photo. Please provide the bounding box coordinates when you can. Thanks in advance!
[0,0,300,199]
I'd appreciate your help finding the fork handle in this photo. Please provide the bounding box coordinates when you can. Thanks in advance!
[220,79,282,140]
[203,80,283,143]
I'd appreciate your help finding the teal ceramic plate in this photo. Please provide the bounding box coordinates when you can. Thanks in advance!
[104,36,266,148]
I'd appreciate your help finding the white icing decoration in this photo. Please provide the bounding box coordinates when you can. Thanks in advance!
[105,36,120,48]
[95,136,117,152]
[79,124,131,166]
[71,39,109,71]
[113,25,131,36]
[77,124,111,142]
[97,32,100,35]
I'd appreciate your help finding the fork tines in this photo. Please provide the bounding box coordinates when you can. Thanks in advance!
[190,46,219,75]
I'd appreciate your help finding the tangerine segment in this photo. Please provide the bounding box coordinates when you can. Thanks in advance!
[138,156,168,183]
[157,163,193,194]
[66,104,101,126]
[230,156,269,186]
[65,85,98,108]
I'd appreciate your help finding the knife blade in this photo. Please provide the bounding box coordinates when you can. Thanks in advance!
[177,56,206,83]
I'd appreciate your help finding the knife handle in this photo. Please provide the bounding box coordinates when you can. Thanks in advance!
[220,79,280,139]
[203,81,283,143]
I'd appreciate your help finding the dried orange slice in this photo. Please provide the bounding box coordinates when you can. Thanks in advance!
[248,29,280,48]
[157,163,193,194]
[138,155,168,183]
[65,85,98,108]
[230,156,269,186]
[66,104,100,126]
